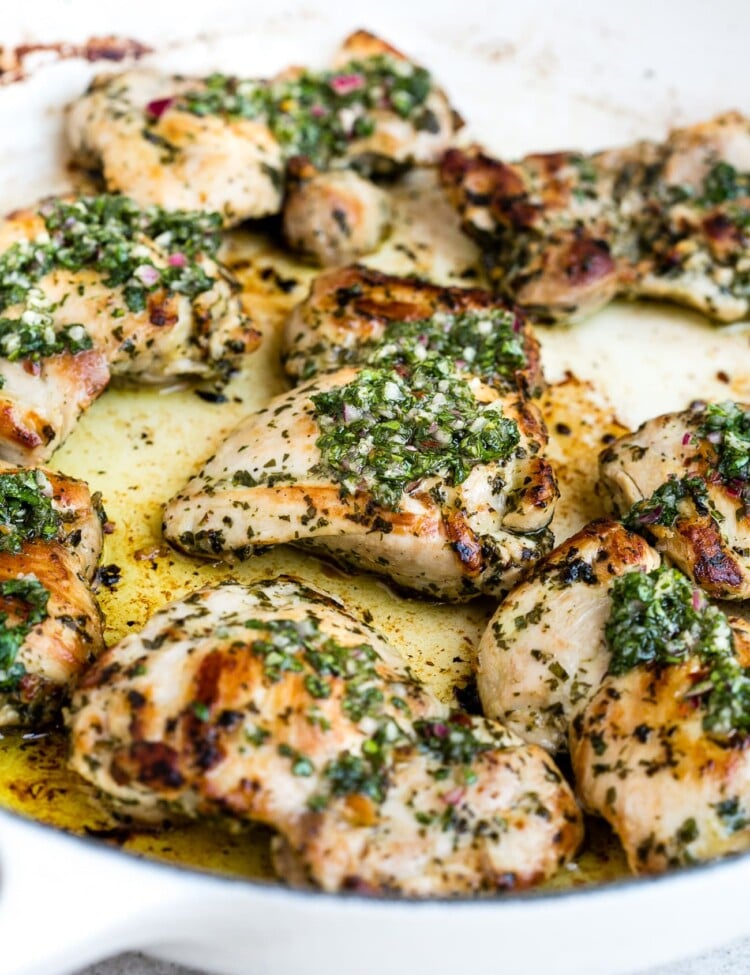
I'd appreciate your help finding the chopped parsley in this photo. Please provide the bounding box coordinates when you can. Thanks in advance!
[413,713,493,766]
[312,354,520,509]
[0,576,50,692]
[0,469,61,553]
[606,567,732,675]
[698,401,750,484]
[0,195,222,359]
[368,309,526,388]
[177,54,435,169]
[701,162,750,206]
[606,566,750,740]
[244,615,383,721]
[623,475,717,530]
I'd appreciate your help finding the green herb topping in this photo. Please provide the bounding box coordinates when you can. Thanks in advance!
[176,54,436,169]
[0,195,223,360]
[701,162,750,206]
[312,354,520,509]
[698,401,750,486]
[0,470,61,554]
[413,712,493,767]
[606,565,750,740]
[623,475,718,530]
[368,309,526,387]
[0,576,50,692]
[244,615,384,722]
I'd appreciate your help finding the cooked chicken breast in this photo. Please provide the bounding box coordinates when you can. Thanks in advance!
[477,520,660,752]
[0,194,257,464]
[163,363,557,600]
[67,31,459,231]
[282,264,543,394]
[67,69,284,223]
[599,401,750,599]
[0,465,104,726]
[441,112,750,323]
[571,569,750,874]
[282,159,392,267]
[68,577,582,894]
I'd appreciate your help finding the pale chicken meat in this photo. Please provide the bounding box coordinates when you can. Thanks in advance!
[282,160,392,267]
[281,264,543,394]
[599,401,750,599]
[570,568,750,874]
[67,30,459,247]
[0,194,257,464]
[162,360,557,600]
[441,111,750,323]
[0,464,104,726]
[477,520,660,752]
[67,69,283,223]
[68,577,582,894]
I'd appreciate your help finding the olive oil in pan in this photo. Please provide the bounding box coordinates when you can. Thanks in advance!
[0,170,747,891]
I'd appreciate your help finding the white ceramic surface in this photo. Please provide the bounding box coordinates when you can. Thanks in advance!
[2,2,750,973]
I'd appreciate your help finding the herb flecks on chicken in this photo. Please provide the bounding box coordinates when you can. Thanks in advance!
[0,194,257,464]
[441,111,750,323]
[66,30,459,265]
[282,265,540,394]
[177,54,435,170]
[599,401,750,599]
[68,578,582,895]
[311,354,520,509]
[0,465,104,727]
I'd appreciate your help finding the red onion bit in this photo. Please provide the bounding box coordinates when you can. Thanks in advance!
[134,264,161,287]
[168,252,187,268]
[146,97,175,119]
[682,432,692,446]
[636,506,663,526]
[329,73,366,96]
[691,589,705,611]
[442,787,466,807]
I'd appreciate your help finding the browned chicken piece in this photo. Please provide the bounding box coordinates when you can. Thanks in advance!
[0,194,257,464]
[162,364,557,601]
[282,159,392,267]
[0,465,104,726]
[477,520,660,752]
[282,264,543,394]
[67,31,459,240]
[441,112,750,323]
[598,401,750,599]
[571,568,750,875]
[68,577,582,894]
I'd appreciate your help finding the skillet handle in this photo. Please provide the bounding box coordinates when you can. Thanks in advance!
[0,810,192,975]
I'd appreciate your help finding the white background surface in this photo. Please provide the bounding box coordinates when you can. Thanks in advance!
[76,940,750,975]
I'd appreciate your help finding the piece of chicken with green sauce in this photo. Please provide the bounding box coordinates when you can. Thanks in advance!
[0,464,104,727]
[476,516,750,875]
[163,317,557,601]
[477,520,660,753]
[441,111,750,324]
[0,194,257,464]
[572,567,750,874]
[68,577,582,895]
[281,263,543,395]
[599,400,750,600]
[67,30,460,266]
